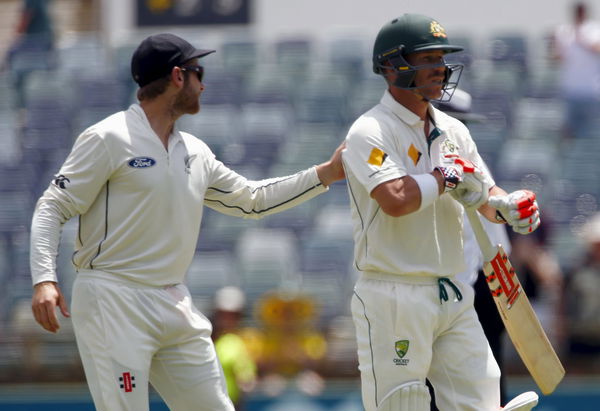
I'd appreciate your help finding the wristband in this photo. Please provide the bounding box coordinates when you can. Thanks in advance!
[412,173,440,211]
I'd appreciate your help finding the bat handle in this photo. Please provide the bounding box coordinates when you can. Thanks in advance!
[465,208,497,261]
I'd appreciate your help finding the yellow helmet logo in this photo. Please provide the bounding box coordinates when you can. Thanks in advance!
[430,21,448,38]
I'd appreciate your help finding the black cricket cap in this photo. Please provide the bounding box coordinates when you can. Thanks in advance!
[131,33,215,87]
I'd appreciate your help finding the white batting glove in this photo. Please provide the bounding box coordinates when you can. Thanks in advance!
[450,170,490,209]
[436,155,490,209]
[488,190,540,235]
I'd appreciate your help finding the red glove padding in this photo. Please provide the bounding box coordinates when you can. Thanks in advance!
[488,190,540,234]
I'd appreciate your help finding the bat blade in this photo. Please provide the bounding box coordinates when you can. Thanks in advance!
[482,246,565,395]
[465,209,565,395]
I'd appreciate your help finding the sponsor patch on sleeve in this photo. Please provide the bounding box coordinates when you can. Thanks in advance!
[408,144,422,166]
[367,147,388,166]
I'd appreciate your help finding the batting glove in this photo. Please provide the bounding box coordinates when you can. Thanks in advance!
[488,190,540,235]
[451,170,490,209]
[436,155,490,209]
[435,163,462,192]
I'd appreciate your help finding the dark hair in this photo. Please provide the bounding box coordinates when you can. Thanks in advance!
[137,75,171,101]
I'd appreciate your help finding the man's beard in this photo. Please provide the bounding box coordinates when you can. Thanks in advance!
[173,84,200,115]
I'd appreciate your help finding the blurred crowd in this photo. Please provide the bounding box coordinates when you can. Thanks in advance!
[1,0,600,405]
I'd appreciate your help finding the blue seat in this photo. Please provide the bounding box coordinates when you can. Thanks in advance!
[220,39,260,79]
[486,34,528,72]
[186,251,238,304]
[496,138,558,182]
[21,125,72,152]
[444,34,474,68]
[178,105,241,158]
[0,191,33,234]
[299,235,354,275]
[470,90,515,128]
[347,76,386,119]
[273,38,314,89]
[0,164,36,192]
[274,38,313,68]
[263,201,318,237]
[201,72,243,107]
[236,228,300,306]
[73,75,128,110]
[56,34,109,75]
[295,86,349,125]
[327,37,368,81]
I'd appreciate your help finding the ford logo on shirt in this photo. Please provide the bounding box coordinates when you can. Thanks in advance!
[128,157,156,168]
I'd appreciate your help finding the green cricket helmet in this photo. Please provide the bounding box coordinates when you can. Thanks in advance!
[372,14,464,101]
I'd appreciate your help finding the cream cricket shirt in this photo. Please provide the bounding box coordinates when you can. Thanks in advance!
[31,104,326,286]
[342,90,493,277]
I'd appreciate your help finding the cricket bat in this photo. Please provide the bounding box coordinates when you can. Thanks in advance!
[465,208,565,395]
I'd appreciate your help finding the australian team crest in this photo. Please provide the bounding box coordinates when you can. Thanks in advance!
[430,21,448,38]
[394,340,410,365]
[440,139,460,157]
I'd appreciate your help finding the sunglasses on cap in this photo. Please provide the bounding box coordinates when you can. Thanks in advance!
[180,65,204,83]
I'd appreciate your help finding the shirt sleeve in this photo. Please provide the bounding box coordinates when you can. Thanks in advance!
[342,117,406,194]
[30,129,114,285]
[203,157,327,219]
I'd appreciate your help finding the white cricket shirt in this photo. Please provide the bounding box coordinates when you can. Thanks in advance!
[31,104,326,286]
[342,90,494,277]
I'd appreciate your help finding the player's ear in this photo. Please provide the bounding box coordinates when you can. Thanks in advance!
[171,66,185,87]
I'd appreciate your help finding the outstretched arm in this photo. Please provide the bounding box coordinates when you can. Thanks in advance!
[204,141,346,219]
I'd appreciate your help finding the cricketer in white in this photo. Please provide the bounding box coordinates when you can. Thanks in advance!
[29,33,345,411]
[342,14,540,411]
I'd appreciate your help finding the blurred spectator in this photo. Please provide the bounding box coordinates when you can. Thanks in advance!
[552,1,600,141]
[212,286,258,410]
[3,0,56,110]
[564,213,600,368]
[242,291,327,397]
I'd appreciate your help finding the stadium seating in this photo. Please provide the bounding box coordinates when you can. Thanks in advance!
[2,30,598,383]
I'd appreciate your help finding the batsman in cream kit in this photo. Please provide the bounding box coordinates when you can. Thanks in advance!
[342,14,542,411]
[29,34,345,410]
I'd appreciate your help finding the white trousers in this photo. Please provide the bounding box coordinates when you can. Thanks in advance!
[351,272,501,411]
[71,271,234,411]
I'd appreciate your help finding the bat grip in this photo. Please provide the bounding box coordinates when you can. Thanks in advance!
[465,208,497,261]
